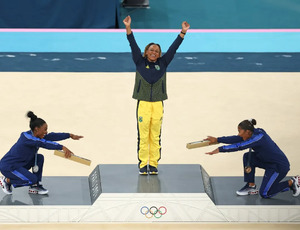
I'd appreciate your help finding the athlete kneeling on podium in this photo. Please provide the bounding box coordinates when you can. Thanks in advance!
[205,119,300,198]
[0,111,83,195]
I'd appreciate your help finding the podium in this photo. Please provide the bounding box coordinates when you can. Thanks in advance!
[0,164,299,222]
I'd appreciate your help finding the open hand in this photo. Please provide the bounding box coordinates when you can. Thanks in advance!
[206,148,219,155]
[70,134,84,140]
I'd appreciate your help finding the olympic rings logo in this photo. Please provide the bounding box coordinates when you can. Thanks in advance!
[140,206,167,219]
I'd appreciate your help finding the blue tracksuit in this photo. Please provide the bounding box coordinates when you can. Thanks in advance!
[217,128,291,198]
[0,130,70,187]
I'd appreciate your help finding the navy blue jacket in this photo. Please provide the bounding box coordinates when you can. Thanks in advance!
[127,32,183,84]
[217,128,290,172]
[0,131,70,171]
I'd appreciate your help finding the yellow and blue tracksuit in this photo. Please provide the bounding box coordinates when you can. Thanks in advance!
[217,128,291,198]
[127,32,183,169]
[0,130,70,187]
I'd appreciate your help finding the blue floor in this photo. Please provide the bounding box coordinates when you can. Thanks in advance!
[0,52,299,72]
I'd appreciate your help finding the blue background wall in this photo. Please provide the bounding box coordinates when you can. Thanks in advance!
[0,0,299,29]
[120,0,300,29]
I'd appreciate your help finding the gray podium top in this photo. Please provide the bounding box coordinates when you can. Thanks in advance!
[211,177,300,205]
[0,176,91,206]
[98,164,205,193]
[0,164,299,206]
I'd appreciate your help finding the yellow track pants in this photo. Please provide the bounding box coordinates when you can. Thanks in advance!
[137,100,163,168]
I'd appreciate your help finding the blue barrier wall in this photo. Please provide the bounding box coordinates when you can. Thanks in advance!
[120,0,300,29]
[0,0,120,28]
[0,30,300,52]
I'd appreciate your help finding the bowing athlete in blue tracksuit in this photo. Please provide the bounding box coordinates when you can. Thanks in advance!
[205,119,300,198]
[0,111,83,195]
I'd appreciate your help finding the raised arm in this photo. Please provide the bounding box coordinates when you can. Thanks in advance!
[162,21,190,65]
[123,15,132,35]
[123,15,142,64]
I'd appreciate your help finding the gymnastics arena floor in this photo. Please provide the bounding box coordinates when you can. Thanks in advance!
[0,29,299,229]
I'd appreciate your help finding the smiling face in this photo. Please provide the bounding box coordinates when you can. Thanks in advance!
[145,44,161,62]
[238,126,252,141]
[34,123,48,139]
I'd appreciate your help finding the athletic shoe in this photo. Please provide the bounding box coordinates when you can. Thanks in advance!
[149,165,158,175]
[29,184,49,195]
[291,176,300,197]
[236,183,258,196]
[0,177,12,195]
[139,166,148,175]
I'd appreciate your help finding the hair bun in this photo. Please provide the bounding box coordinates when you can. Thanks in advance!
[27,111,37,120]
[249,118,257,126]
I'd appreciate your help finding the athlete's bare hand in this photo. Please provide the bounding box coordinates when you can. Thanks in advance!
[70,134,84,140]
[205,136,218,145]
[181,21,190,33]
[62,146,73,158]
[206,148,219,155]
[123,15,131,27]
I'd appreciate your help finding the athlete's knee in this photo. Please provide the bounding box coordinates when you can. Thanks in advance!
[259,187,270,198]
[259,192,269,198]
[0,170,8,178]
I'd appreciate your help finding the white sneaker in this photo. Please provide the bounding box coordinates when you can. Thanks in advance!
[0,177,12,195]
[291,176,300,197]
[29,184,48,195]
[236,183,258,196]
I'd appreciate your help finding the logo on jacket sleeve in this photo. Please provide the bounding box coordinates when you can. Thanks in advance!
[139,116,143,122]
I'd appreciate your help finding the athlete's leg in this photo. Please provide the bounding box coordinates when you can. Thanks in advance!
[259,169,289,198]
[149,101,163,168]
[23,153,44,183]
[1,167,38,188]
[243,151,264,183]
[137,100,151,169]
[34,154,44,182]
